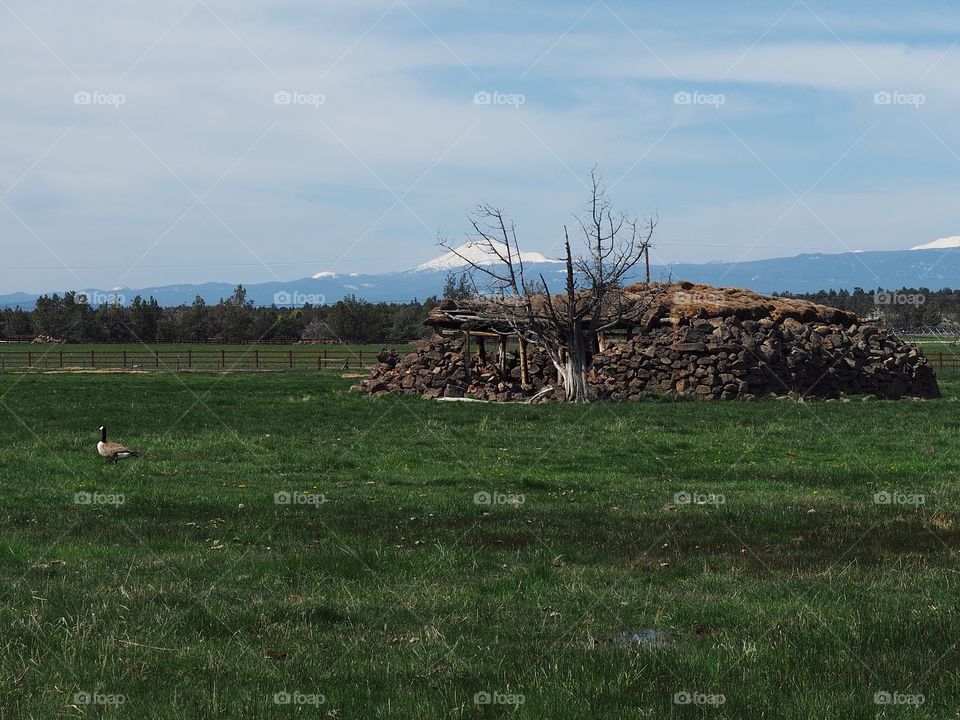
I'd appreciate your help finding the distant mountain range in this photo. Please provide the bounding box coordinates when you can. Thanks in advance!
[5,239,960,309]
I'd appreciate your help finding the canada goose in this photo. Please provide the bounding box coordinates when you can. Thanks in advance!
[97,425,138,463]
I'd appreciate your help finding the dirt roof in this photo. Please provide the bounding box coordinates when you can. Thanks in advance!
[426,280,857,332]
[623,281,857,328]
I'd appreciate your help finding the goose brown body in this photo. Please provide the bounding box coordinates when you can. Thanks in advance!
[97,426,138,462]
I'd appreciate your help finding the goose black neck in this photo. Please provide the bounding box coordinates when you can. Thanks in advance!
[100,427,107,442]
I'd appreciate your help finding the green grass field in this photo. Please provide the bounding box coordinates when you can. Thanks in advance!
[1,369,958,718]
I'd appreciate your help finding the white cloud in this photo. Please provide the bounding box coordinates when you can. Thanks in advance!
[1,0,960,294]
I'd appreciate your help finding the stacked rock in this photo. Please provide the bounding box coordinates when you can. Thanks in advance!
[352,281,940,401]
[352,339,556,401]
[590,316,939,400]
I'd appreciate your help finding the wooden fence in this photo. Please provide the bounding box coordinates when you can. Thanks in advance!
[3,346,959,374]
[0,348,375,371]
[931,352,960,371]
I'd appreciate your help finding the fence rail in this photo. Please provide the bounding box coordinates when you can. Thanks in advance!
[930,352,960,371]
[897,327,960,337]
[4,346,959,374]
[0,348,375,371]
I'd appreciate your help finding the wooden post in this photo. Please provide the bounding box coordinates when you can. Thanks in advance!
[59,350,63,368]
[221,349,225,369]
[557,347,565,384]
[122,350,127,368]
[27,350,32,368]
[477,336,486,364]
[288,350,293,369]
[255,349,260,370]
[317,354,322,371]
[90,350,95,368]
[188,349,192,369]
[155,351,159,369]
[518,336,529,387]
[464,331,472,384]
[498,334,508,373]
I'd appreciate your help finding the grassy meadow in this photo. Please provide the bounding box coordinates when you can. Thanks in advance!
[0,368,958,718]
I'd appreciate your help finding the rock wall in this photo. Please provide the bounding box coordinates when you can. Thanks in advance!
[352,318,939,401]
[354,281,940,402]
[591,316,939,400]
[353,339,556,401]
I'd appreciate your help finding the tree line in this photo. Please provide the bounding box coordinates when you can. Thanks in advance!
[778,287,960,327]
[0,285,451,344]
[2,281,957,344]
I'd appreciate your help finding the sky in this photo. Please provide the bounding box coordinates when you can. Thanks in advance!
[2,0,960,294]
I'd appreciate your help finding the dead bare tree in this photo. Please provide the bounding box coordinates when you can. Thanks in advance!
[438,170,657,403]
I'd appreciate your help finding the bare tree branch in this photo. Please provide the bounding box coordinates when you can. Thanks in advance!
[436,170,662,402]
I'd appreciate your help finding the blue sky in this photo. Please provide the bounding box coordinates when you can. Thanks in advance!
[2,0,960,293]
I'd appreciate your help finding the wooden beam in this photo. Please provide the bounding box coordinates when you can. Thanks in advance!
[498,334,508,374]
[518,336,529,387]
[464,331,472,385]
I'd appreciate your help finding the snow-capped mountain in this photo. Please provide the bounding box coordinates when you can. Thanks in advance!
[413,241,561,272]
[7,241,960,309]
[911,236,960,251]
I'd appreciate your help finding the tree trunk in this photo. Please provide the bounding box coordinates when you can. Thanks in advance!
[562,326,590,403]
[518,336,530,387]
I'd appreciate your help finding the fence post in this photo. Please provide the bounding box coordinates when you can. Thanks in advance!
[289,349,293,369]
[317,354,321,371]
[60,350,63,368]
[91,350,95,368]
[122,350,127,368]
[27,350,32,368]
[188,349,192,369]
[359,350,363,367]
[221,349,225,370]
[940,352,943,370]
[255,349,260,370]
